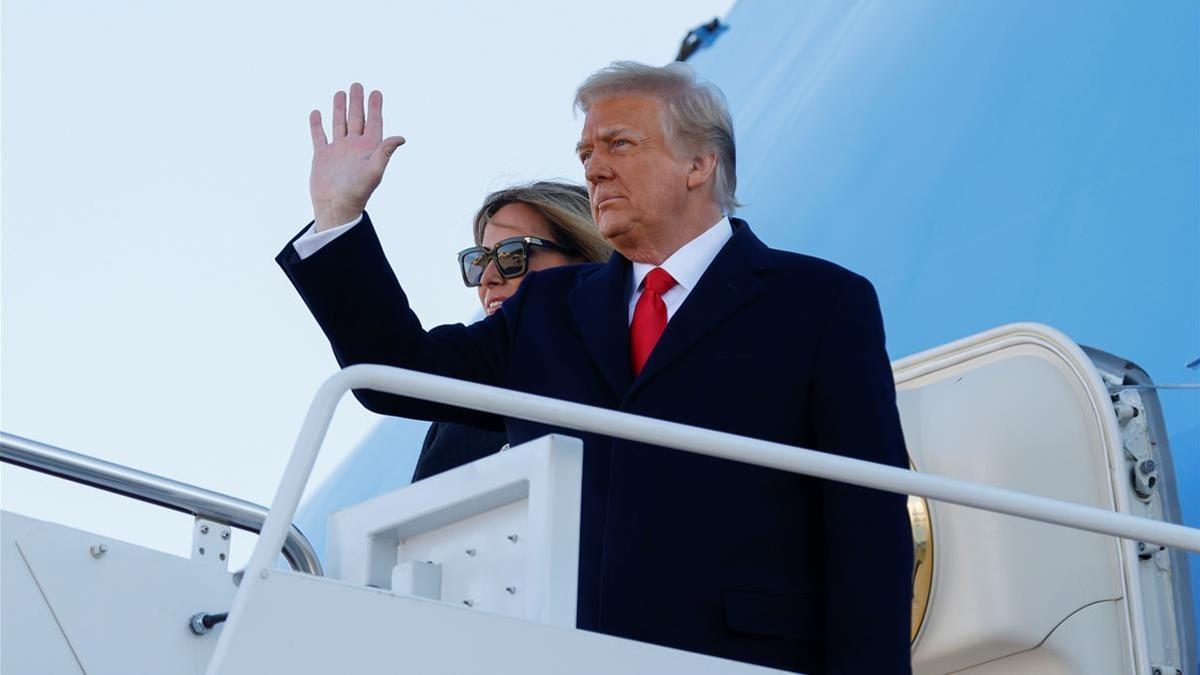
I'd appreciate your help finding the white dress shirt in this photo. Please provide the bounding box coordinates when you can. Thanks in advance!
[627,216,732,324]
[292,213,363,260]
[293,211,735,327]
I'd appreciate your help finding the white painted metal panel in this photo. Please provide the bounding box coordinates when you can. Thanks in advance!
[1,512,85,675]
[390,498,529,612]
[7,512,237,675]
[955,600,1131,674]
[214,569,788,675]
[328,435,581,626]
[895,326,1136,673]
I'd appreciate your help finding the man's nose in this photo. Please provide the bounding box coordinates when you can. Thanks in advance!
[584,153,611,184]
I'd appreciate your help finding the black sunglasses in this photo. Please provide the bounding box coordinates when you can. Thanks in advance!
[457,236,579,287]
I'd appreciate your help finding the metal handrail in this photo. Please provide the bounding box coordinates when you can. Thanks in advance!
[251,363,1200,575]
[259,366,1200,573]
[0,432,323,577]
[205,364,1200,672]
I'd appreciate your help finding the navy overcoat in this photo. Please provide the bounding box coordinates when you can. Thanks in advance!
[278,214,913,674]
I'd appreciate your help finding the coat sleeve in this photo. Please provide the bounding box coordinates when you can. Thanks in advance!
[276,212,511,431]
[808,273,913,674]
[412,421,509,482]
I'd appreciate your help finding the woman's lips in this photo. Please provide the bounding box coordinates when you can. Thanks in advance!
[485,296,507,315]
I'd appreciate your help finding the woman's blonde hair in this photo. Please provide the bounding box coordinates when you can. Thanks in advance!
[472,181,611,264]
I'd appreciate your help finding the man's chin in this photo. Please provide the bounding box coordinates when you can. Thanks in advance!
[602,230,648,261]
[599,220,628,240]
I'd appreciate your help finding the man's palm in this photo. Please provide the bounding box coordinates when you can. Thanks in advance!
[309,83,405,231]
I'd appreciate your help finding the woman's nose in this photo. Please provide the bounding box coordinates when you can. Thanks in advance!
[480,258,504,286]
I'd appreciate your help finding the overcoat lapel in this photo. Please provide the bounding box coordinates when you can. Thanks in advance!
[630,220,774,396]
[568,254,635,397]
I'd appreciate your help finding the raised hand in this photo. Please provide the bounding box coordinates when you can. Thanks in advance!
[309,83,406,231]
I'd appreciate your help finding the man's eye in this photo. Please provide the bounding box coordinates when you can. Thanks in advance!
[579,152,591,163]
[612,139,629,148]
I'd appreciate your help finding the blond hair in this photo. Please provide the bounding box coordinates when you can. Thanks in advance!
[472,181,611,263]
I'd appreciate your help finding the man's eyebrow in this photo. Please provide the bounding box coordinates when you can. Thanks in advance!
[576,126,640,154]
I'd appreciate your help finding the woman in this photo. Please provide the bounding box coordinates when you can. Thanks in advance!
[411,181,610,481]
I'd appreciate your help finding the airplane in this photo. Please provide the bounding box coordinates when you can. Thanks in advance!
[298,1,1200,667]
[3,1,1196,673]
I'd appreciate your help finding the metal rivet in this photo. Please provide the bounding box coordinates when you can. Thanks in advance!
[507,534,519,543]
[465,548,476,557]
[506,586,517,594]
[89,544,108,559]
[259,570,269,580]
[199,547,206,555]
[221,530,230,540]
[200,525,209,535]
[219,553,226,561]
[463,599,474,607]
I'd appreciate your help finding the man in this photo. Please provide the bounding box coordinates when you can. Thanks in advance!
[279,62,912,673]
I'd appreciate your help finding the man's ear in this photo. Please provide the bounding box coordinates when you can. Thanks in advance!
[686,152,718,190]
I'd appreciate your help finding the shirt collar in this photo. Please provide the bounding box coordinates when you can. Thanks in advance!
[631,216,733,294]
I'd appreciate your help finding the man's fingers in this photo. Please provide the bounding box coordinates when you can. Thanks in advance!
[367,89,384,140]
[348,82,366,136]
[309,109,328,150]
[332,90,348,139]
[372,135,407,172]
[383,135,406,154]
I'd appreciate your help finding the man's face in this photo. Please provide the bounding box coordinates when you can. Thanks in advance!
[577,94,692,262]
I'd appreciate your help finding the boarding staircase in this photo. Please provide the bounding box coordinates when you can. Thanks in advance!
[2,323,1195,674]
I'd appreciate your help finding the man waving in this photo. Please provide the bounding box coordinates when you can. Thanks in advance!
[279,62,912,674]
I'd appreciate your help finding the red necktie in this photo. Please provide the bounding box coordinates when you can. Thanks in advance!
[630,267,678,375]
